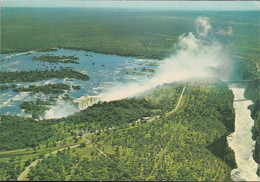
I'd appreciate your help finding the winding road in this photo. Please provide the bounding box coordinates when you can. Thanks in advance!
[166,85,187,115]
[17,85,187,181]
[17,133,91,181]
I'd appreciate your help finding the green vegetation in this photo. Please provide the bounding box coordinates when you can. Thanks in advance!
[243,77,260,173]
[0,115,56,151]
[33,55,79,64]
[0,84,17,91]
[237,38,260,173]
[25,84,236,181]
[0,83,236,181]
[2,8,259,59]
[19,98,58,119]
[1,84,184,151]
[61,93,75,101]
[62,60,79,64]
[39,48,58,52]
[0,69,90,83]
[72,85,81,90]
[58,98,158,130]
[53,84,185,132]
[207,136,237,169]
[85,54,93,57]
[0,128,84,181]
[144,83,185,112]
[1,7,258,179]
[13,83,71,94]
[141,67,155,72]
[19,95,77,119]
[249,96,260,165]
[20,101,48,119]
[0,157,24,181]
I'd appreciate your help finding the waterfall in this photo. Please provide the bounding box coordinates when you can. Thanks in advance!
[77,96,102,110]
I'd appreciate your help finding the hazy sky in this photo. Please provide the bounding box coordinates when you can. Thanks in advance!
[2,0,260,11]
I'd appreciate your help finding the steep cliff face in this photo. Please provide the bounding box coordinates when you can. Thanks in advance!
[247,91,260,164]
[206,86,237,171]
[207,135,237,169]
[243,77,260,176]
[78,96,102,110]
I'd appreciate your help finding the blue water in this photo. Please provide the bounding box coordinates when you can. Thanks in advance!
[0,48,158,115]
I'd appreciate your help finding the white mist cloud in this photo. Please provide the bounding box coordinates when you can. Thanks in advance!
[195,17,212,37]
[217,26,233,35]
[44,101,79,119]
[47,16,233,115]
[102,17,232,102]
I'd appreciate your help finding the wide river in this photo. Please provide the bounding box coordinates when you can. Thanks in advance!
[228,86,259,181]
[0,48,158,116]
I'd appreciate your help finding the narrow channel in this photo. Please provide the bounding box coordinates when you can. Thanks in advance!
[227,86,259,181]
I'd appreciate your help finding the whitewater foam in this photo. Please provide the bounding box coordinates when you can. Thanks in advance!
[227,86,259,181]
[44,100,79,119]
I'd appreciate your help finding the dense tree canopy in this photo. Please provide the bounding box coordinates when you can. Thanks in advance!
[26,84,236,181]
[33,55,79,64]
[0,69,89,83]
[0,115,56,151]
[13,83,71,94]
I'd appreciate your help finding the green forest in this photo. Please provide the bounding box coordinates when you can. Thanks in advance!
[33,55,79,64]
[0,115,57,151]
[0,84,17,91]
[242,60,260,173]
[0,84,184,152]
[0,83,237,181]
[0,69,90,83]
[13,83,71,94]
[25,84,236,181]
[2,9,259,60]
[19,97,60,119]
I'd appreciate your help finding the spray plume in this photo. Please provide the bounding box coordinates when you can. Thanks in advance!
[217,26,233,35]
[44,101,79,119]
[195,17,212,37]
[102,17,232,102]
[44,16,233,117]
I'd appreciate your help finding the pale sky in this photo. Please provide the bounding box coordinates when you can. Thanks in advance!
[1,0,260,11]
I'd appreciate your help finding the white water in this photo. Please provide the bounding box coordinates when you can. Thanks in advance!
[77,95,102,110]
[227,86,259,181]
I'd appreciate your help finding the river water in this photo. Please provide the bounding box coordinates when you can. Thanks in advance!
[0,48,158,116]
[227,86,259,181]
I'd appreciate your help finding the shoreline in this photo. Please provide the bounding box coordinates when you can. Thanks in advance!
[228,86,259,181]
[1,46,163,60]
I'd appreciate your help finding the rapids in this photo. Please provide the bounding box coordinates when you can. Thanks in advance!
[227,86,259,181]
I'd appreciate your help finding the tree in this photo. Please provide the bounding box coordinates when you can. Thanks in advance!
[25,159,32,166]
[80,142,86,148]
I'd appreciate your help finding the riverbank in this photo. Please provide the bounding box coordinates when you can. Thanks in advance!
[242,66,260,176]
[227,86,259,181]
